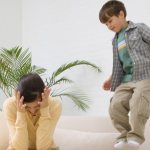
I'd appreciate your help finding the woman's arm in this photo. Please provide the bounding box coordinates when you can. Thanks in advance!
[36,87,62,150]
[36,98,62,150]
[3,92,29,150]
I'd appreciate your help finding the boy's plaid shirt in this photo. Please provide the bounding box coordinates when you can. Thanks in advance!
[111,21,150,91]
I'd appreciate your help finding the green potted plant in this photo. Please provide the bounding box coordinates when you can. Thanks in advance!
[0,46,101,111]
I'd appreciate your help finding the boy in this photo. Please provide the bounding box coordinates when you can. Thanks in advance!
[99,0,150,149]
[3,73,62,150]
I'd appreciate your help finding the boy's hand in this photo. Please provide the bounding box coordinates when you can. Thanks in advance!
[102,79,111,91]
[15,90,26,113]
[38,86,51,108]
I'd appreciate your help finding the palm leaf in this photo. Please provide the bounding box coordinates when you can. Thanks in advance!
[0,46,47,97]
[31,65,47,75]
[51,60,101,78]
[52,90,90,111]
[1,47,32,88]
[0,47,101,111]
[0,58,12,96]
[48,60,101,87]
[45,60,101,111]
[46,77,73,87]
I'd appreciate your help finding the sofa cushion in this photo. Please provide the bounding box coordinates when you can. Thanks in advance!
[54,129,119,150]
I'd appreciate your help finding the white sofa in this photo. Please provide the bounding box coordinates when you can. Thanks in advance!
[1,111,150,150]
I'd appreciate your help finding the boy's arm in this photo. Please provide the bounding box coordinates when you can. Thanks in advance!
[3,101,29,150]
[139,23,150,44]
[102,74,112,91]
[107,75,112,82]
[36,98,62,150]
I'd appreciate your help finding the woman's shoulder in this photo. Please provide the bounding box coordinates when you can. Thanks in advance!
[49,96,61,104]
[48,96,62,110]
[3,96,16,111]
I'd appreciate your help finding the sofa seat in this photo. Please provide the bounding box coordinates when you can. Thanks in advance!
[0,112,150,150]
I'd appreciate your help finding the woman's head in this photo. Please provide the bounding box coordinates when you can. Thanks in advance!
[17,73,45,103]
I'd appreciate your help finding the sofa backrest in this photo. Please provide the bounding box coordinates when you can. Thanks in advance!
[56,115,117,132]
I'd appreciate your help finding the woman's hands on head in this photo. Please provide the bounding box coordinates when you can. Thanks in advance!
[15,90,26,113]
[15,86,51,113]
[38,86,51,108]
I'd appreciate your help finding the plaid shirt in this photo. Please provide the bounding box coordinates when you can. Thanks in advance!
[111,21,150,91]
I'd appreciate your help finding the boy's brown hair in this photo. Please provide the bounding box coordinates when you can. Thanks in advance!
[99,0,127,23]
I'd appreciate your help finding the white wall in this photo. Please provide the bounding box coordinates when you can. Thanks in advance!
[0,0,22,109]
[1,0,150,115]
[0,0,22,47]
[22,0,150,116]
[22,0,114,116]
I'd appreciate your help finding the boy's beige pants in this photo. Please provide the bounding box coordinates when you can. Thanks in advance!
[109,78,150,144]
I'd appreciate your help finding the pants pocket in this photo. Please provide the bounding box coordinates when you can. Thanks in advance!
[138,92,150,118]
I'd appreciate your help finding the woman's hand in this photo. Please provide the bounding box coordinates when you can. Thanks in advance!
[15,90,26,112]
[38,86,51,108]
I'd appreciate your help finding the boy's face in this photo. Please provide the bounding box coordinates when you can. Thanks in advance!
[105,11,127,33]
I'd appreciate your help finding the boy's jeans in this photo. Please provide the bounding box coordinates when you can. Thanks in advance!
[109,78,150,144]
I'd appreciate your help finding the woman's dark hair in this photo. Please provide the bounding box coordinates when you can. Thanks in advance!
[17,73,45,103]
[99,0,127,23]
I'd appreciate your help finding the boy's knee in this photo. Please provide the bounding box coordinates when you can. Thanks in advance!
[110,98,123,111]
